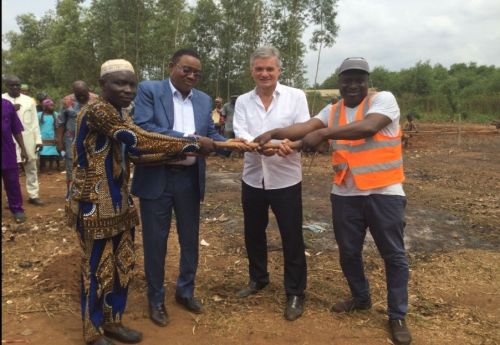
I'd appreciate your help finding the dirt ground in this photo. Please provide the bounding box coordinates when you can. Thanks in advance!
[2,123,499,345]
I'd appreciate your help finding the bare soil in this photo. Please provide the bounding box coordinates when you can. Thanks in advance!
[2,122,499,345]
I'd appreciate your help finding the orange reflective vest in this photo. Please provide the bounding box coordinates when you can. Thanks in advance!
[328,96,404,190]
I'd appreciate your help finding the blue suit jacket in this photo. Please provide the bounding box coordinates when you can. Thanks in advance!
[130,79,226,201]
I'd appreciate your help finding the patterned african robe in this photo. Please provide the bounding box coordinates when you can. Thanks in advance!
[66,98,200,239]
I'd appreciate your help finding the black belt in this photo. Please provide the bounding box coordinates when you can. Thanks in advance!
[164,164,195,171]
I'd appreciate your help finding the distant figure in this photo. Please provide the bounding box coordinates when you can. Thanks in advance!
[212,97,224,135]
[2,99,28,223]
[37,98,60,173]
[36,92,48,112]
[331,95,340,104]
[402,114,418,148]
[56,80,98,192]
[222,95,238,138]
[2,75,44,206]
[20,84,30,95]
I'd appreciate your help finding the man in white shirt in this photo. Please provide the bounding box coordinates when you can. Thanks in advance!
[2,75,44,206]
[233,46,309,321]
[254,58,412,345]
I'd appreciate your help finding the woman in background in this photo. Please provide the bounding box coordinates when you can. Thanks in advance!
[37,98,60,173]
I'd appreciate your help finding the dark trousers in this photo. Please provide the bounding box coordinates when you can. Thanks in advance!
[331,194,409,320]
[242,181,307,296]
[140,166,200,306]
[2,168,24,214]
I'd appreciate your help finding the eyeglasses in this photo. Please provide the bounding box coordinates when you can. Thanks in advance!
[175,64,202,79]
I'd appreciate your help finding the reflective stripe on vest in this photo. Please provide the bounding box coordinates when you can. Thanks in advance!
[327,95,404,190]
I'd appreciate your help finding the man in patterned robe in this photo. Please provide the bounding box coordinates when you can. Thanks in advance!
[67,59,209,345]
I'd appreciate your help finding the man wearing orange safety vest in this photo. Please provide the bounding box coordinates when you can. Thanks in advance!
[254,57,411,345]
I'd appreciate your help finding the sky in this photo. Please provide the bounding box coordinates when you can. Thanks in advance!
[3,0,500,85]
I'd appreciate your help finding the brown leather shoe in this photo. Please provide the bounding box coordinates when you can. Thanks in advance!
[175,296,204,314]
[87,336,114,345]
[149,303,169,327]
[102,323,142,344]
[331,297,372,313]
[237,280,269,298]
[284,295,304,321]
[389,319,412,345]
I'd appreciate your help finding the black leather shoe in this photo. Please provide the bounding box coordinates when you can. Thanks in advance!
[28,198,44,206]
[175,296,204,314]
[149,303,169,327]
[102,323,142,344]
[237,280,269,298]
[87,336,114,345]
[389,319,412,345]
[284,295,304,321]
[331,297,372,313]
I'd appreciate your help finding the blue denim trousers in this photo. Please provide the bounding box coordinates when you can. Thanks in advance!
[331,194,409,320]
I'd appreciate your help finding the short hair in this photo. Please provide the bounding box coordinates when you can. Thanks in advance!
[4,75,20,84]
[72,80,88,90]
[171,48,201,64]
[250,46,282,68]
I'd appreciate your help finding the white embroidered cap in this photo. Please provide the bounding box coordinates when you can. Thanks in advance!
[100,59,135,77]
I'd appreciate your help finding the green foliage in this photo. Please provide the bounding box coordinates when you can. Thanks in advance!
[320,61,500,122]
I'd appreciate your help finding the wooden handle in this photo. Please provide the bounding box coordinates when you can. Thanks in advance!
[213,140,302,151]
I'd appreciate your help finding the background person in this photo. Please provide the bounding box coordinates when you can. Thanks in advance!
[212,97,224,135]
[56,80,98,192]
[222,94,238,138]
[2,75,44,206]
[2,98,28,223]
[37,98,60,173]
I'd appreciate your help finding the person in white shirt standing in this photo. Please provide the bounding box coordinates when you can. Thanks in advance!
[233,46,309,321]
[2,75,44,206]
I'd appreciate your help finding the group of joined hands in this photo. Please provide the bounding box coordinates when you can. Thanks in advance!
[190,129,328,157]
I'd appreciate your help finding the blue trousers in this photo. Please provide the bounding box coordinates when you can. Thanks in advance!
[331,194,409,320]
[139,165,200,307]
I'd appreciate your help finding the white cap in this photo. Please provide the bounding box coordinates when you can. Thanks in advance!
[100,59,135,77]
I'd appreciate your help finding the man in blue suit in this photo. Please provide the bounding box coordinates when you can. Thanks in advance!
[131,48,226,326]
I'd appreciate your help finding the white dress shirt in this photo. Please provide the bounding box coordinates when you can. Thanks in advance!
[169,80,196,165]
[234,82,310,189]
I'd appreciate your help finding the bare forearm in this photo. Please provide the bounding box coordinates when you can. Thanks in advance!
[271,119,324,141]
[321,114,391,140]
[56,127,64,143]
[14,133,27,153]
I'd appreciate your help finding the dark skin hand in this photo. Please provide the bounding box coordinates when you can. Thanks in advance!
[14,133,28,163]
[197,136,216,155]
[56,129,65,152]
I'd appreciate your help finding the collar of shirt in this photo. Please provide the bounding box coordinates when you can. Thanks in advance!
[169,79,193,102]
[250,82,283,103]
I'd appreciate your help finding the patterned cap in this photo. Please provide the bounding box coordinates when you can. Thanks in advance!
[100,59,135,77]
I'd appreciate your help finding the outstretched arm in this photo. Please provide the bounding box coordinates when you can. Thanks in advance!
[253,118,325,145]
[84,102,200,160]
[301,113,391,150]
